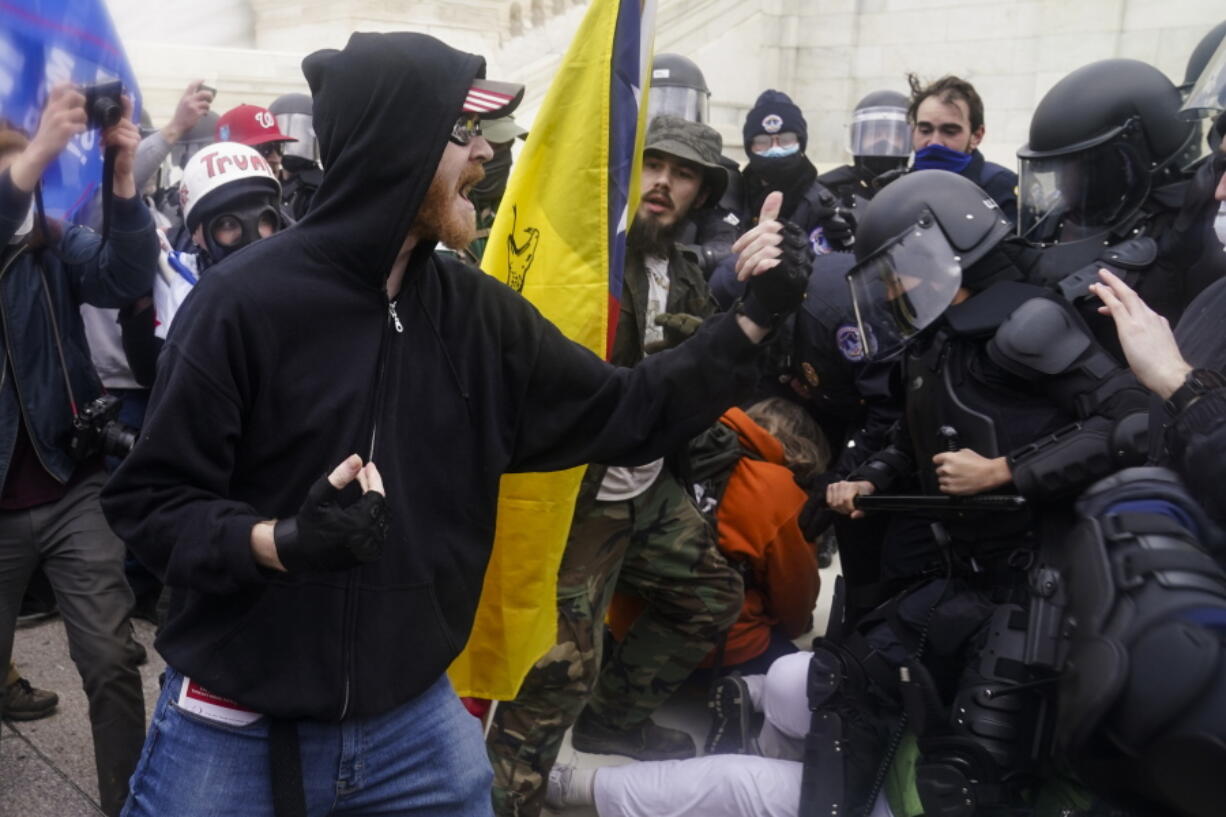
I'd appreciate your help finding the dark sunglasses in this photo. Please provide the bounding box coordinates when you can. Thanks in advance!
[257,142,285,158]
[449,114,482,146]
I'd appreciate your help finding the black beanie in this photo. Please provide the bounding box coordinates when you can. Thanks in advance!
[743,89,808,155]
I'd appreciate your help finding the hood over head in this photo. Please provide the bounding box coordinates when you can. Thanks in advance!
[299,32,485,288]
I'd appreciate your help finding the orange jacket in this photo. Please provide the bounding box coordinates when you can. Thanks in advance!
[608,407,819,666]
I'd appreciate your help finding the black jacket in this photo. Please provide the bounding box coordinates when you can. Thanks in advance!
[0,170,157,484]
[101,32,761,720]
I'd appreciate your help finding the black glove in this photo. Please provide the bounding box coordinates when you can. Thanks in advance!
[795,470,839,542]
[644,312,704,354]
[738,221,812,330]
[816,203,855,251]
[274,475,390,572]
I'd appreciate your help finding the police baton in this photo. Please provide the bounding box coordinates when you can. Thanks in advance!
[852,494,1027,514]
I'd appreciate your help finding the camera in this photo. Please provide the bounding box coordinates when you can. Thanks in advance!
[68,394,138,461]
[82,80,124,130]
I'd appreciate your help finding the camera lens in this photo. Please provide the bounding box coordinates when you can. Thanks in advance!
[95,97,122,129]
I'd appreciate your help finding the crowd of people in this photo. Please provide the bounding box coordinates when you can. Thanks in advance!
[0,15,1225,817]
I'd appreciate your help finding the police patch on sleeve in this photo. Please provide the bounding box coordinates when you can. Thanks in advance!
[808,226,833,256]
[836,323,875,362]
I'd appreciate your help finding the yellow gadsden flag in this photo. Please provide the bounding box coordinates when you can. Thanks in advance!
[448,0,658,700]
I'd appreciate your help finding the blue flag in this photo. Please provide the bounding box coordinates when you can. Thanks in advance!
[0,0,141,220]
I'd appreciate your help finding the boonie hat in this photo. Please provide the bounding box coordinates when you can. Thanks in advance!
[644,114,729,206]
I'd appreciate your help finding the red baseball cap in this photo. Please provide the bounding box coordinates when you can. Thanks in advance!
[462,78,524,118]
[215,104,298,148]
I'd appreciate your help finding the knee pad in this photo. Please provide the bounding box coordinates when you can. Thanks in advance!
[798,640,893,817]
[916,605,1046,817]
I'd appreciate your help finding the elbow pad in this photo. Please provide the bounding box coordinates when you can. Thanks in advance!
[1010,411,1148,500]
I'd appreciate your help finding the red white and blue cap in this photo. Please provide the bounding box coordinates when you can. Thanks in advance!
[463,78,525,118]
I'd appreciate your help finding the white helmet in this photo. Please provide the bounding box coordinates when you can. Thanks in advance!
[179,141,281,231]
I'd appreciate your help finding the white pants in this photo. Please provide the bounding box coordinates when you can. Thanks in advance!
[592,652,896,817]
[594,755,803,817]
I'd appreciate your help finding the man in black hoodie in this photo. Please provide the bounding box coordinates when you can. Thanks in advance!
[101,32,809,816]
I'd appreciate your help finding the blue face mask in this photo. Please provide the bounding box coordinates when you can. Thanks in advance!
[912,143,974,173]
[757,144,800,159]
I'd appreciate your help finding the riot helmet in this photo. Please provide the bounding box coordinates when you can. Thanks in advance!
[1181,35,1226,120]
[1180,20,1226,94]
[1017,59,1195,244]
[648,54,710,124]
[269,92,319,168]
[179,142,284,263]
[169,110,219,170]
[848,89,910,177]
[847,170,1012,358]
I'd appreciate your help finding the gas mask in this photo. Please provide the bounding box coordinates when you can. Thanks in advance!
[198,199,282,263]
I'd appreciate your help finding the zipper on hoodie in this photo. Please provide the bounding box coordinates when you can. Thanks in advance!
[0,247,64,485]
[339,290,399,720]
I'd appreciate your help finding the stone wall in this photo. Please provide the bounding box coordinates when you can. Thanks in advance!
[689,0,1225,169]
[105,0,1225,173]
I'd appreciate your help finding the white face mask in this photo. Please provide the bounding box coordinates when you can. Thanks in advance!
[9,202,33,244]
[1215,201,1226,249]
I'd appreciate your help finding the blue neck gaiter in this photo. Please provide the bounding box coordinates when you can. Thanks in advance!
[913,143,974,173]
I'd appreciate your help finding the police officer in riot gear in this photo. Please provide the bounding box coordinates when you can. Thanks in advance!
[268,92,323,220]
[648,53,743,275]
[1174,18,1226,171]
[1168,41,1226,294]
[818,90,911,214]
[1017,58,1216,336]
[802,170,1151,817]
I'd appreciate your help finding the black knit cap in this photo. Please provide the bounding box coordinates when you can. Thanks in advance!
[742,89,808,155]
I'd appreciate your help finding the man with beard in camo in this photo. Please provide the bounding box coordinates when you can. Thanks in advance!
[487,115,745,817]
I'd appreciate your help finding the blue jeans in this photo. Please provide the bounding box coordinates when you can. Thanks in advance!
[123,667,493,816]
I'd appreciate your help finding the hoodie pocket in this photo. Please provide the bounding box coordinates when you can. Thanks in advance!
[352,580,460,715]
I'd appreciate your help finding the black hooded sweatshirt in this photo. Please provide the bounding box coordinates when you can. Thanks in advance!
[101,32,761,720]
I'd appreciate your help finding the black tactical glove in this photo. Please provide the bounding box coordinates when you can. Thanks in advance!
[795,470,839,542]
[814,189,856,251]
[738,221,812,331]
[274,475,390,572]
[817,209,855,251]
[644,312,705,354]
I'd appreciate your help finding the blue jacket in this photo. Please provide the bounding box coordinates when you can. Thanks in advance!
[0,169,158,484]
[962,149,1018,225]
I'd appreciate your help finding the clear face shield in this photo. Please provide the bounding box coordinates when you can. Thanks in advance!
[274,112,319,164]
[846,219,963,359]
[648,86,710,125]
[1017,125,1151,244]
[847,107,912,158]
[1182,37,1226,120]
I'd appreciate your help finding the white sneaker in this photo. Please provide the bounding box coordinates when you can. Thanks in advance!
[544,763,576,810]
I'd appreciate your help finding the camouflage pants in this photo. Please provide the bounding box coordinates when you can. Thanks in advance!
[487,470,744,817]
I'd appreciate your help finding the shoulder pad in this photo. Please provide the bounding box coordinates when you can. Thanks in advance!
[1099,237,1157,271]
[945,281,1048,336]
[1055,237,1158,301]
[988,296,1091,378]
